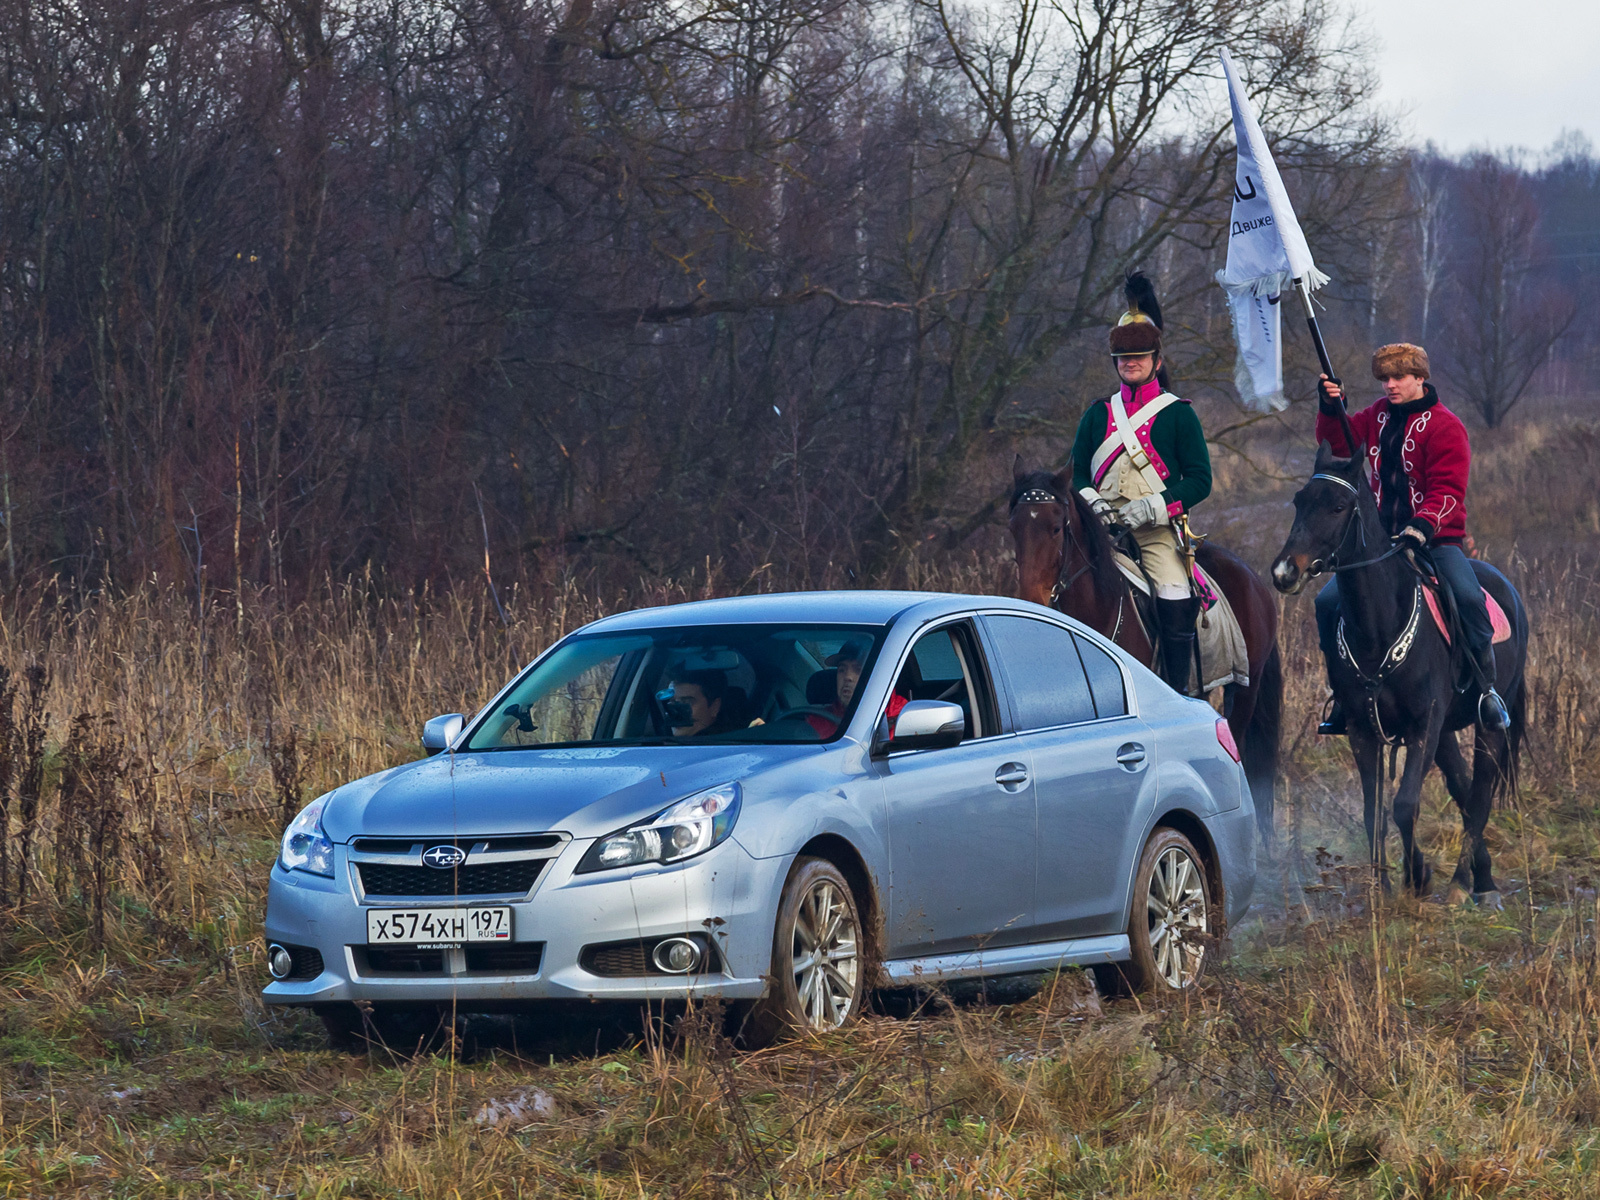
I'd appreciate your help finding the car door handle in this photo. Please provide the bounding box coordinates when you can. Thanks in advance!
[994,762,1030,790]
[1116,743,1146,769]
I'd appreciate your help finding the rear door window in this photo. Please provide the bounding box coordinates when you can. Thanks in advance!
[983,615,1096,731]
[1074,633,1128,718]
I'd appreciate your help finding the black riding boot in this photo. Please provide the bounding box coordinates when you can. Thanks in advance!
[1155,596,1201,696]
[1472,643,1511,732]
[1318,697,1347,736]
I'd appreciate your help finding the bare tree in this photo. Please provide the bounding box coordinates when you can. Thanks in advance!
[1411,157,1450,342]
[1442,153,1575,428]
[0,0,1406,592]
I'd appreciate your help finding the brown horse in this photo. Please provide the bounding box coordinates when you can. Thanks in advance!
[1009,459,1283,841]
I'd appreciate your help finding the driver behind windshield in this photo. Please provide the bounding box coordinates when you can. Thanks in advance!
[664,669,744,738]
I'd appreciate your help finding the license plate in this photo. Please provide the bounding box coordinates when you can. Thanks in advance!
[366,907,512,944]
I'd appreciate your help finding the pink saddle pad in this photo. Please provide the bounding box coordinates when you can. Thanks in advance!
[1422,586,1511,646]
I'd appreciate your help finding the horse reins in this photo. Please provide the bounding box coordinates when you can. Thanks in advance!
[1307,473,1408,573]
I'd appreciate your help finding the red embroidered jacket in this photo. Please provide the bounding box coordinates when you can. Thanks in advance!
[1316,386,1470,544]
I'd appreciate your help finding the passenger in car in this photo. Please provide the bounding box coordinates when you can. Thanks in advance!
[803,641,906,738]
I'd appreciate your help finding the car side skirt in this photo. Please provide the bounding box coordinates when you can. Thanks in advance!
[880,934,1128,985]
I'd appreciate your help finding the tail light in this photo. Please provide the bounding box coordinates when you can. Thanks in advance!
[1215,718,1241,763]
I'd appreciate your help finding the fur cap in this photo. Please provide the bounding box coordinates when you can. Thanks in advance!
[1371,343,1430,380]
[1109,272,1163,357]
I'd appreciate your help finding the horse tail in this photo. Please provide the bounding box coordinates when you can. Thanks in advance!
[1243,643,1283,843]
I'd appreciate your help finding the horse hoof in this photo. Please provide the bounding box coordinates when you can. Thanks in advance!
[1474,891,1504,911]
[1412,863,1433,898]
[1444,884,1472,907]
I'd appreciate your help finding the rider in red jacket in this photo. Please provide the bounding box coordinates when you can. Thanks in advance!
[1315,343,1509,733]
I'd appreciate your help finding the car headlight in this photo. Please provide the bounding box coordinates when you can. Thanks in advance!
[576,783,741,874]
[279,796,335,877]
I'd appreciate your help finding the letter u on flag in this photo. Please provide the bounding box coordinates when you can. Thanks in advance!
[1216,48,1329,412]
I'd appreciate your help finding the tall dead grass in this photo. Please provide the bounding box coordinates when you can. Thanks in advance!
[0,576,607,964]
[0,528,1591,965]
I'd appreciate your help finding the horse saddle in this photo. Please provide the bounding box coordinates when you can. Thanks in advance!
[1109,549,1250,691]
[1421,584,1512,646]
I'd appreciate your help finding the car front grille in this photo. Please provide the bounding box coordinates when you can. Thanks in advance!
[364,946,446,974]
[351,835,562,855]
[465,944,544,973]
[583,941,649,976]
[357,859,546,898]
[355,943,545,976]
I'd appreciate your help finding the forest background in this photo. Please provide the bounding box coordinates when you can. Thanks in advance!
[0,0,1593,597]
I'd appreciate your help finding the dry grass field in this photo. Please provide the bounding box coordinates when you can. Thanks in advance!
[1,405,1599,1198]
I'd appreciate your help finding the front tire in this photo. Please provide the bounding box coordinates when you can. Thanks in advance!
[1094,828,1213,996]
[738,857,864,1047]
[316,1003,450,1054]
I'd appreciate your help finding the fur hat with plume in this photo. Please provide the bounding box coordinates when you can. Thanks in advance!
[1109,272,1163,357]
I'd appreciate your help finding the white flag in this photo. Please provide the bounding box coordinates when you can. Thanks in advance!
[1216,48,1329,412]
[1221,287,1285,411]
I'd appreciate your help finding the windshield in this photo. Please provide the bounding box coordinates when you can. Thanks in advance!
[462,624,888,750]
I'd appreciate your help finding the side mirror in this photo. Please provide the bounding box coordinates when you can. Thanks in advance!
[874,700,965,755]
[422,713,464,756]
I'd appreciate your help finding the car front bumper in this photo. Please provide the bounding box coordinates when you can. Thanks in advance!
[262,836,784,1007]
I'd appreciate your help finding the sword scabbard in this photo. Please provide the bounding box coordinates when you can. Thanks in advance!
[1175,514,1200,574]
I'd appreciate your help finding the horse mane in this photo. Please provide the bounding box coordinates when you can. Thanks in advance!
[1011,470,1125,604]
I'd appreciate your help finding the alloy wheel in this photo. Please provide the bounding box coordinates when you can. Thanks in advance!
[790,878,860,1028]
[1146,847,1208,987]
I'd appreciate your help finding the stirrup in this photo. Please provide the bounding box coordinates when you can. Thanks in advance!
[1477,689,1510,733]
[1317,696,1346,736]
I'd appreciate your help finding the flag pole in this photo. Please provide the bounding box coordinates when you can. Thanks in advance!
[1294,275,1360,451]
[1293,277,1336,381]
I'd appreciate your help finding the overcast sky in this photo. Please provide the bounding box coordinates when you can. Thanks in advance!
[1350,0,1600,155]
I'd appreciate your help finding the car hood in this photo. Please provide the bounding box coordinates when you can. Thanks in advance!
[318,743,818,842]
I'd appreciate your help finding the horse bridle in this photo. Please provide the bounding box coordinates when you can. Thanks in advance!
[1014,487,1128,642]
[1306,472,1407,575]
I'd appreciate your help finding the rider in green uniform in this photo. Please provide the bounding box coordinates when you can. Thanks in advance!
[1070,274,1213,692]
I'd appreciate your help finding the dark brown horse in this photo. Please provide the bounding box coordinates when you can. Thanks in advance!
[1009,460,1283,841]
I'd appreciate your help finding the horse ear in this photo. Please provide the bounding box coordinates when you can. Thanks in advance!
[1012,453,1026,486]
[1051,465,1073,496]
[1314,439,1335,468]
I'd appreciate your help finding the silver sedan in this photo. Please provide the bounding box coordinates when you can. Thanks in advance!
[262,592,1256,1046]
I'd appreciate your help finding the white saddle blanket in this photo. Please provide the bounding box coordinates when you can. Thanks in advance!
[1112,551,1250,691]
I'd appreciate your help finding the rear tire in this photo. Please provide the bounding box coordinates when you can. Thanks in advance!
[736,857,864,1048]
[1094,828,1213,997]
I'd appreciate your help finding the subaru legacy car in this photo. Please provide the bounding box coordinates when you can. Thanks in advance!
[263,592,1255,1046]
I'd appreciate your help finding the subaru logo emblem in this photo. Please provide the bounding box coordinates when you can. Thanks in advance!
[421,844,466,870]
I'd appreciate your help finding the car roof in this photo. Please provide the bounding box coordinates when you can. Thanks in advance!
[581,590,1058,633]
